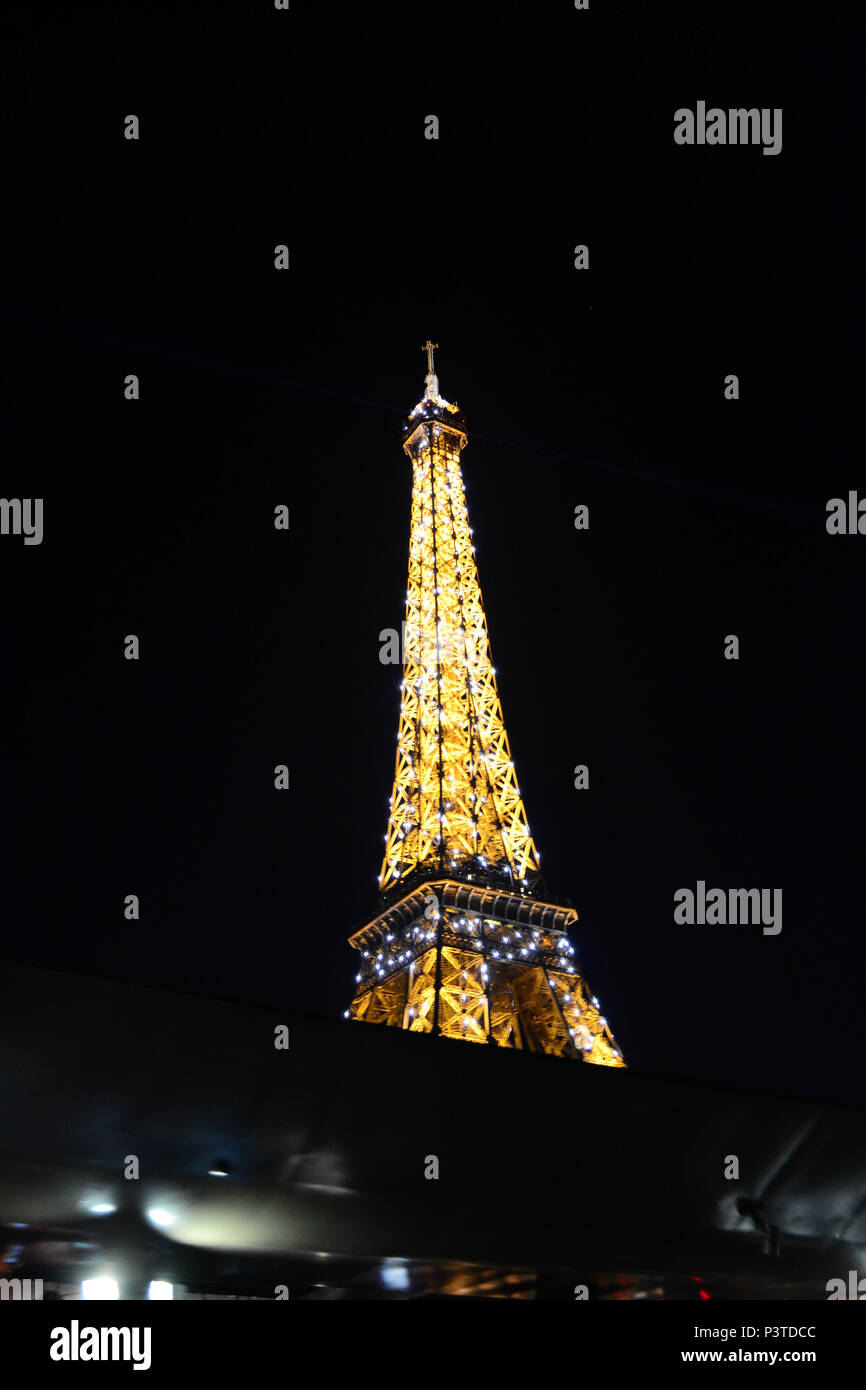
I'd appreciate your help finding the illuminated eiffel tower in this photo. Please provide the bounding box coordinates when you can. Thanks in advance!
[348,344,625,1065]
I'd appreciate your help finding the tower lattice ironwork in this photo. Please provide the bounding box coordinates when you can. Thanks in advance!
[347,345,625,1065]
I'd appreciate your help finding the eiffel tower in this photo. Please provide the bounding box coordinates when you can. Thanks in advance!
[347,345,625,1065]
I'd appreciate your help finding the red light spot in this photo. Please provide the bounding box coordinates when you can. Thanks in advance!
[698,1289,711,1301]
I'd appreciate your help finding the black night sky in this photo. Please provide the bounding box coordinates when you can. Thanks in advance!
[3,4,862,1107]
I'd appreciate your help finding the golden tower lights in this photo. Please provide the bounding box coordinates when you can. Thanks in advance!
[348,346,625,1065]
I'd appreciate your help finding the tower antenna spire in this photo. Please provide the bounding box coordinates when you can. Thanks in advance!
[422,339,439,399]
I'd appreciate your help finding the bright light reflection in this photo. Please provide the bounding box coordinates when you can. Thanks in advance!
[147,1208,177,1228]
[81,1276,119,1300]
